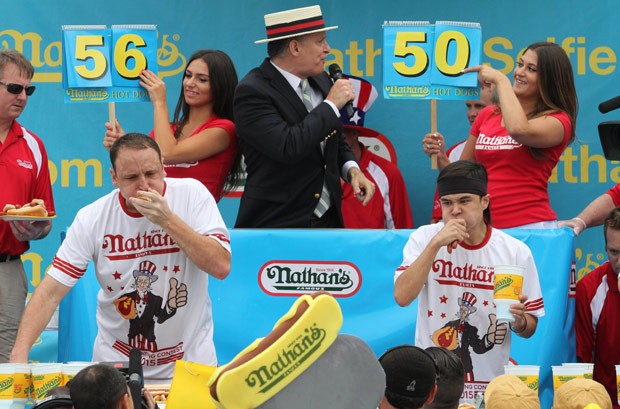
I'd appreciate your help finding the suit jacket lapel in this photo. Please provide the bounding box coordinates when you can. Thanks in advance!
[309,74,331,99]
[259,59,307,117]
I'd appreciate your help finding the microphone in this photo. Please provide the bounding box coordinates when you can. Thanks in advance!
[128,348,143,409]
[599,94,620,114]
[328,63,354,119]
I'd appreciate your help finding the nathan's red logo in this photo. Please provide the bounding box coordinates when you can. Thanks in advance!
[258,260,362,297]
[102,231,180,261]
[432,259,494,290]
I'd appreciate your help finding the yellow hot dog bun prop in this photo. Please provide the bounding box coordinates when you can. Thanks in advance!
[208,292,342,409]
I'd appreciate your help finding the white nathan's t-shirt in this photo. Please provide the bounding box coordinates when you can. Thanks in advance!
[48,178,231,382]
[394,223,544,402]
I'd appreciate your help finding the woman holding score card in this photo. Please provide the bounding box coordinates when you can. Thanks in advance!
[104,49,242,201]
[423,42,578,228]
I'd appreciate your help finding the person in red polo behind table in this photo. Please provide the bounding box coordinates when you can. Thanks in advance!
[576,207,620,408]
[339,74,413,229]
[0,49,55,363]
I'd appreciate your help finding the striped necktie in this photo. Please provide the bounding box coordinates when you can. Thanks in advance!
[300,79,331,218]
[300,78,314,111]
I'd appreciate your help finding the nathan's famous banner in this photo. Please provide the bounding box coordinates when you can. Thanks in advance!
[58,228,573,409]
[7,0,615,293]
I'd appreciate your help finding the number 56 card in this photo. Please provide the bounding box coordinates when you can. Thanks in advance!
[62,25,158,103]
[382,21,482,100]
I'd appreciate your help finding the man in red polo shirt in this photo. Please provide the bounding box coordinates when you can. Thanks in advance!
[0,49,55,362]
[576,206,620,408]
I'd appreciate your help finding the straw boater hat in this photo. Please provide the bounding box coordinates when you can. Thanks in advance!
[255,5,338,44]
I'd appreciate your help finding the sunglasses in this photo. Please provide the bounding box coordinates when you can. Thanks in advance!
[0,81,35,96]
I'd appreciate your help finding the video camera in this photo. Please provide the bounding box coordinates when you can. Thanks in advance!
[32,348,150,409]
[598,95,620,160]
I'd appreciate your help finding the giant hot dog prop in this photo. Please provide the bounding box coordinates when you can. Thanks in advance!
[208,292,343,409]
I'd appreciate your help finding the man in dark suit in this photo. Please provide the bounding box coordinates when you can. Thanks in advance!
[234,5,375,228]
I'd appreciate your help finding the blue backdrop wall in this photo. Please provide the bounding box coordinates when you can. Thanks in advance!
[4,0,616,289]
[2,0,617,399]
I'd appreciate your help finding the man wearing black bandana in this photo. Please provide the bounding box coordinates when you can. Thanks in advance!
[393,160,545,403]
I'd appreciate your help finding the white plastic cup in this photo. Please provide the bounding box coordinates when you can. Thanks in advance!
[61,362,94,386]
[493,265,524,323]
[0,364,15,402]
[503,365,540,391]
[562,363,594,379]
[552,365,585,390]
[11,363,30,403]
[30,363,62,401]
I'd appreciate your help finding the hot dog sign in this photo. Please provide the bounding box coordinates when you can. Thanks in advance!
[382,20,482,100]
[62,24,158,103]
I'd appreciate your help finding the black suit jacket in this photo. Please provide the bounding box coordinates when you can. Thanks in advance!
[234,58,356,228]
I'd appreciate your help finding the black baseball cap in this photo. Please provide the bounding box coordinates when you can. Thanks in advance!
[379,345,438,401]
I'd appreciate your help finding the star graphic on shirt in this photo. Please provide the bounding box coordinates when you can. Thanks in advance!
[113,271,121,280]
[439,295,448,304]
[107,286,113,292]
[163,265,168,272]
[483,300,489,306]
[441,313,446,319]
[173,265,180,273]
[427,310,433,317]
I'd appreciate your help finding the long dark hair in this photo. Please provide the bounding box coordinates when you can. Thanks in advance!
[525,42,578,145]
[172,49,237,126]
[516,42,579,160]
[172,49,242,194]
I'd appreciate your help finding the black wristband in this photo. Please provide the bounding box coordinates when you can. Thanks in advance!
[510,315,527,334]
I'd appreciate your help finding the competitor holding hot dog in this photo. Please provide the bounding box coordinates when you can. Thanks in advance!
[10,133,231,383]
[0,49,55,363]
[393,160,544,404]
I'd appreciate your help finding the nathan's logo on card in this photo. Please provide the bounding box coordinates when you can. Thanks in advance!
[258,261,362,297]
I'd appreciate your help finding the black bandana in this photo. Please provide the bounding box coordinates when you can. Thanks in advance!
[437,176,487,198]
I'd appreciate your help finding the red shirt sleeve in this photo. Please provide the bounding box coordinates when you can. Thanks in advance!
[606,184,620,207]
[575,274,596,363]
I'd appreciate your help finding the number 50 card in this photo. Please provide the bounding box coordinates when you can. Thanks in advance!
[382,21,482,100]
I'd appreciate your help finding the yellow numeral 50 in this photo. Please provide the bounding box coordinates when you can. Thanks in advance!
[392,30,471,78]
